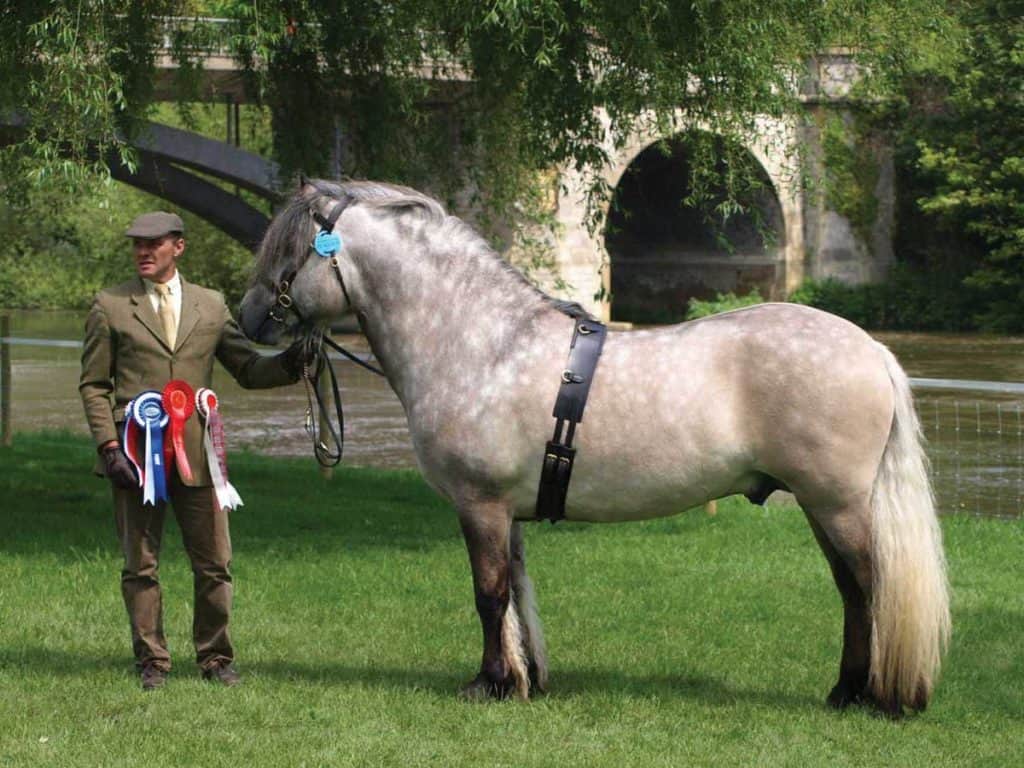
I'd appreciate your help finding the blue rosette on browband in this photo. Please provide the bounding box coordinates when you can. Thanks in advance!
[313,230,342,257]
[132,390,170,506]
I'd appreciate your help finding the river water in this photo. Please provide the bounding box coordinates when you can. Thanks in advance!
[4,310,1023,517]
[2,310,416,469]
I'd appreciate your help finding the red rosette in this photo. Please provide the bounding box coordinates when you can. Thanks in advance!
[162,380,196,482]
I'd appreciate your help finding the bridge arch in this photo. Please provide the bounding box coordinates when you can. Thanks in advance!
[2,116,282,250]
[109,121,284,250]
[551,113,806,322]
[605,131,786,323]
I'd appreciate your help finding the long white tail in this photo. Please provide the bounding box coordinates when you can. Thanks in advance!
[870,343,951,711]
[501,595,531,700]
[510,522,548,693]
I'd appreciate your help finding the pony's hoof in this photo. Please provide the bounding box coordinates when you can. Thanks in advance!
[459,674,513,701]
[866,693,909,719]
[826,682,865,710]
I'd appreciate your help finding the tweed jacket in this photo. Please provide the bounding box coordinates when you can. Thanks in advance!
[80,275,295,486]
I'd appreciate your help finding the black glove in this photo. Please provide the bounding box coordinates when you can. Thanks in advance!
[102,446,138,490]
[279,339,311,381]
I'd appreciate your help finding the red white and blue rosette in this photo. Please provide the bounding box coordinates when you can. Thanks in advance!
[131,390,170,505]
[195,387,243,511]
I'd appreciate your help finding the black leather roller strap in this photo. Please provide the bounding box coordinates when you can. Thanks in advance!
[553,319,606,422]
[535,317,607,522]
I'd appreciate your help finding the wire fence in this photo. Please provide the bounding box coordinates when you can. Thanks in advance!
[918,396,1024,519]
[1,334,1022,518]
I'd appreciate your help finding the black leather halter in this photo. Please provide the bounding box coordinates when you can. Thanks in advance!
[258,192,384,373]
[257,191,385,466]
[258,193,354,336]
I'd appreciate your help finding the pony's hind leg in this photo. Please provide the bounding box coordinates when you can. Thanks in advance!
[803,504,874,710]
[510,522,548,693]
[458,503,530,701]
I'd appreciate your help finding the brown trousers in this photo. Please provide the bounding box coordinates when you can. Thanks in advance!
[113,471,233,671]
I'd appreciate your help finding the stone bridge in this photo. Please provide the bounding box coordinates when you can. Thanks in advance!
[15,19,892,321]
[551,52,892,322]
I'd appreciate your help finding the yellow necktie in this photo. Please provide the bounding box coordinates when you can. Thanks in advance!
[154,283,177,349]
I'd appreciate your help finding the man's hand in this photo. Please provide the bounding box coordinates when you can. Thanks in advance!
[279,339,311,381]
[102,446,138,490]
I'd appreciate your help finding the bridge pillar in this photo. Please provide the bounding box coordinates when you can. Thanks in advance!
[799,51,895,285]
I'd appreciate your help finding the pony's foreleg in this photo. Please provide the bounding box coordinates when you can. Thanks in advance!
[510,521,548,693]
[458,504,530,701]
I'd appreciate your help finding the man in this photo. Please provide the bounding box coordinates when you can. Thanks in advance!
[79,211,305,691]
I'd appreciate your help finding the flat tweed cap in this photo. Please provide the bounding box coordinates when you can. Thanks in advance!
[125,211,185,238]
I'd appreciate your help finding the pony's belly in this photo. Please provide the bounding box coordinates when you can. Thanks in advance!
[509,455,741,523]
[563,470,730,522]
[504,408,750,522]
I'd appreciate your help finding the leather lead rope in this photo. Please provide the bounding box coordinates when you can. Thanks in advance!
[300,329,387,468]
[321,332,385,377]
[300,330,344,467]
[535,317,607,522]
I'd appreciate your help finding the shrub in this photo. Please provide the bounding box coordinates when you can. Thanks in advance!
[685,288,764,320]
[788,265,979,331]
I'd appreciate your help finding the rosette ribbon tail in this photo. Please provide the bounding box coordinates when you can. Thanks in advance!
[203,420,244,511]
[122,398,144,488]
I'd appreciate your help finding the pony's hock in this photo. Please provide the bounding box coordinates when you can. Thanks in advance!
[240,179,951,715]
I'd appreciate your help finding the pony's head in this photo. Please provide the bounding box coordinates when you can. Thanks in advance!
[239,179,355,344]
[239,178,447,344]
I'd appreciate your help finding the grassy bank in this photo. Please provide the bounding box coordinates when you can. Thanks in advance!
[1,432,1021,767]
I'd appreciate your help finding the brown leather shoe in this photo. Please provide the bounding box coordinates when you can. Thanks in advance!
[141,663,167,691]
[202,662,241,687]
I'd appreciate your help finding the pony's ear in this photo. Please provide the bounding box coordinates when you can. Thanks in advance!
[297,174,318,199]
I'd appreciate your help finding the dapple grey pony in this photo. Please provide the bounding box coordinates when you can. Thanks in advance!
[239,179,950,715]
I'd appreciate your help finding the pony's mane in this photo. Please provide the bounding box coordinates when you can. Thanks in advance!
[316,179,447,220]
[254,178,592,320]
[253,179,443,282]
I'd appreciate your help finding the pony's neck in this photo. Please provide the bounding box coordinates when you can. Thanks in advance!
[348,215,553,399]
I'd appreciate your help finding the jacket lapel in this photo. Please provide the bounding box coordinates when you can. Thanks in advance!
[175,277,203,352]
[129,278,173,353]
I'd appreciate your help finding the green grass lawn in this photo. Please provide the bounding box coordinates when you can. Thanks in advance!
[1,432,1021,767]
